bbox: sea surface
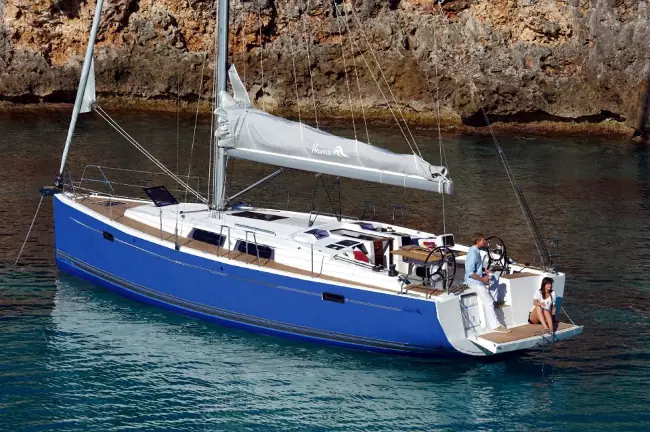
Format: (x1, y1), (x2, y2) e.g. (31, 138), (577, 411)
(1, 108), (649, 431)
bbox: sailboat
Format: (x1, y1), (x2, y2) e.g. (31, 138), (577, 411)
(43, 0), (582, 356)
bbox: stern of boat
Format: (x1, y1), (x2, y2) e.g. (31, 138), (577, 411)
(434, 269), (583, 356)
(468, 322), (583, 355)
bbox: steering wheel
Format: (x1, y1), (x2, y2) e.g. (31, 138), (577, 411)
(484, 235), (508, 275)
(423, 246), (457, 290)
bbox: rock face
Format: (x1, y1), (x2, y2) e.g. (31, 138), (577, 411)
(1, 0), (649, 131)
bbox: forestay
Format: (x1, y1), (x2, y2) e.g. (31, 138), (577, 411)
(217, 66), (453, 194)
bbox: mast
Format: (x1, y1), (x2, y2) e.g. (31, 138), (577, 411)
(213, 0), (230, 212)
(56, 0), (105, 186)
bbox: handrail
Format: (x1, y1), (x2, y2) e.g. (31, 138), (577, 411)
(244, 230), (261, 265)
(309, 210), (359, 222)
(360, 200), (377, 220)
(218, 225), (231, 258)
(359, 201), (408, 227)
(459, 302), (480, 339)
(392, 204), (406, 227)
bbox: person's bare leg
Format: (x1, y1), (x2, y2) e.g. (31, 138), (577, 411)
(529, 307), (541, 324)
(543, 309), (554, 333)
(536, 306), (550, 330)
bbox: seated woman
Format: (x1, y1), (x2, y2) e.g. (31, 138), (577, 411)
(528, 277), (556, 333)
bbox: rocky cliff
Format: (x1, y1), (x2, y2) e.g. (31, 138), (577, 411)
(1, 0), (649, 134)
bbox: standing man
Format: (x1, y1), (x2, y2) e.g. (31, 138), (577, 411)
(465, 233), (510, 333)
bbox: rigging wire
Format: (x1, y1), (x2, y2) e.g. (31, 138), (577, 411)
(180, 53), (209, 239)
(334, 3), (357, 141)
(299, 0), (319, 128)
(208, 0), (221, 208)
(343, 7), (371, 144)
(207, 65), (215, 206)
(14, 196), (44, 267)
(471, 88), (549, 267)
(257, 0), (266, 111)
(176, 77), (181, 176)
(432, 2), (451, 170)
(434, 41), (446, 233)
(284, 2), (305, 145)
(74, 165), (206, 180)
(286, 20), (302, 122)
(423, 8), (450, 233)
(348, 5), (422, 157)
(241, 7), (247, 89)
(444, 0), (548, 264)
(94, 105), (207, 203)
(185, 53), (207, 204)
(336, 9), (415, 155)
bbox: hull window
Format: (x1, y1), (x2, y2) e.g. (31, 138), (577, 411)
(103, 231), (114, 242)
(322, 292), (345, 303)
(190, 228), (226, 247)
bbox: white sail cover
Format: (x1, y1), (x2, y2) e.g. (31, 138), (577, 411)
(217, 67), (453, 194)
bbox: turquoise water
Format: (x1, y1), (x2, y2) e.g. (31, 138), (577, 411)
(1, 109), (649, 430)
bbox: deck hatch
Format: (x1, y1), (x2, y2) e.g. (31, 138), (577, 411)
(322, 292), (345, 304)
(143, 185), (178, 207)
(232, 211), (288, 221)
(331, 229), (382, 241)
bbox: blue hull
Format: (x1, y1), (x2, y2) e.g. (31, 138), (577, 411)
(53, 196), (457, 356)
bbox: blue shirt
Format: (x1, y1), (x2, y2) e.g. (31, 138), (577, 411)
(464, 245), (483, 285)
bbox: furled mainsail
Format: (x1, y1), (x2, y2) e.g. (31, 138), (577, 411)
(80, 58), (96, 114)
(217, 66), (453, 194)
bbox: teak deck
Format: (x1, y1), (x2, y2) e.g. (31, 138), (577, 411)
(75, 196), (384, 292)
(480, 322), (575, 343)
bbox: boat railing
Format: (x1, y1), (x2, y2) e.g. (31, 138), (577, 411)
(308, 209), (360, 226)
(67, 165), (297, 212)
(392, 204), (406, 227)
(63, 165), (209, 201)
(360, 200), (407, 226)
(80, 165), (115, 197)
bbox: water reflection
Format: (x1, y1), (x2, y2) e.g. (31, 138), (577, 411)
(39, 276), (569, 429)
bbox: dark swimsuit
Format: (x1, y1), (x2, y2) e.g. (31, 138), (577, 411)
(528, 308), (555, 324)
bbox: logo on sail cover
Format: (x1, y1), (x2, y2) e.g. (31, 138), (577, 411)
(312, 144), (349, 158)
